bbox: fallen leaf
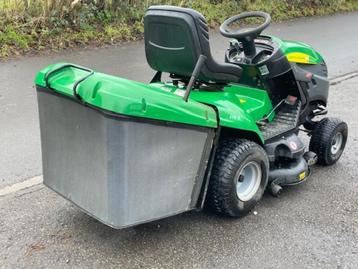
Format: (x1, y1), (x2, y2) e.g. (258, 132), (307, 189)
(25, 242), (45, 257)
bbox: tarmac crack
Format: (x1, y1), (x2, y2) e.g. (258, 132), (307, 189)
(329, 70), (358, 85)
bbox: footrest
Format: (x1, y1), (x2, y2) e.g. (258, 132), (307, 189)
(260, 101), (301, 140)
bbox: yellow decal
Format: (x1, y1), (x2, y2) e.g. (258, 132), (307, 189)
(286, 52), (311, 64)
(298, 171), (306, 181)
(239, 98), (247, 104)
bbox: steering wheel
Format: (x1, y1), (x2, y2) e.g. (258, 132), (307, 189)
(220, 11), (271, 57)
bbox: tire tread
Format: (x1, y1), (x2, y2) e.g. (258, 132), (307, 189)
(207, 138), (268, 217)
(309, 117), (347, 165)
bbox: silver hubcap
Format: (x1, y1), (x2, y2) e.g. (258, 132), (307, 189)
(331, 132), (343, 155)
(235, 161), (262, 202)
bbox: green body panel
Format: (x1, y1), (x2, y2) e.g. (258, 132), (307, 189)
(152, 83), (273, 143)
(35, 64), (274, 142)
(35, 63), (217, 128)
(272, 36), (324, 64)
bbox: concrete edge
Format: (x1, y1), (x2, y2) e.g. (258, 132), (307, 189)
(0, 176), (43, 197)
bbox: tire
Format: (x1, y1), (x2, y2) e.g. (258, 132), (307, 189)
(303, 120), (317, 131)
(309, 117), (348, 166)
(206, 138), (269, 217)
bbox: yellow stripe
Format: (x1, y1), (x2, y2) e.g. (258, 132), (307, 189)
(286, 52), (311, 64)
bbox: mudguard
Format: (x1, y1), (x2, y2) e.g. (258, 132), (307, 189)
(190, 84), (273, 143)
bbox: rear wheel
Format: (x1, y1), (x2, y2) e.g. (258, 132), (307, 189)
(309, 117), (348, 165)
(206, 138), (269, 217)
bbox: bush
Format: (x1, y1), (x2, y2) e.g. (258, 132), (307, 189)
(1, 0), (358, 58)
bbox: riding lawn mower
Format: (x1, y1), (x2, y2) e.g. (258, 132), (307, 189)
(35, 6), (348, 228)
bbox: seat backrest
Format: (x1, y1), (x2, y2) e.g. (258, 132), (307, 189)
(144, 5), (242, 83)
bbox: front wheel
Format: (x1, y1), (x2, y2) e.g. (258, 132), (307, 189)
(206, 138), (269, 217)
(309, 117), (348, 165)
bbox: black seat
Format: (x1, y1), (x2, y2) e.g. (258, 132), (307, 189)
(144, 5), (242, 83)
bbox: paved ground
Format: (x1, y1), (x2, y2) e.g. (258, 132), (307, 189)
(0, 12), (358, 269)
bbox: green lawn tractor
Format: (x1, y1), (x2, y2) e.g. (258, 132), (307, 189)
(35, 6), (348, 229)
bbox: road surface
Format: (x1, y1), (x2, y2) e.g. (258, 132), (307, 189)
(0, 12), (357, 269)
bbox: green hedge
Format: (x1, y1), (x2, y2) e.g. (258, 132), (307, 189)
(1, 0), (358, 58)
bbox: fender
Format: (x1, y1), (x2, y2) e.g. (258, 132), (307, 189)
(190, 84), (274, 143)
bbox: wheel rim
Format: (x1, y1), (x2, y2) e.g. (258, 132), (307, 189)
(235, 161), (262, 202)
(331, 132), (343, 155)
